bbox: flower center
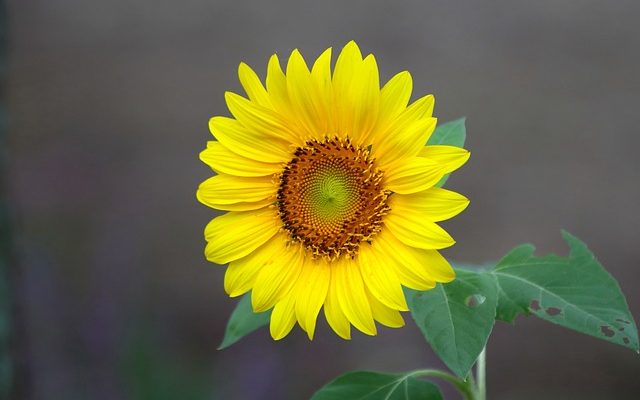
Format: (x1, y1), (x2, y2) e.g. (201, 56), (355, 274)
(277, 137), (390, 260)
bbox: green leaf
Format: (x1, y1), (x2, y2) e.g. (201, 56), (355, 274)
(427, 117), (466, 187)
(427, 117), (466, 147)
(490, 244), (536, 323)
(311, 371), (443, 400)
(407, 269), (497, 378)
(490, 231), (639, 351)
(218, 293), (270, 350)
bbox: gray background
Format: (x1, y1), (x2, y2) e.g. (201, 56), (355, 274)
(6, 0), (640, 399)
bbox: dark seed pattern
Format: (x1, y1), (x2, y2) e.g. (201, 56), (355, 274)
(277, 137), (390, 260)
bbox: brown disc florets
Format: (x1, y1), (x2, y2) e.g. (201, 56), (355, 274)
(277, 137), (391, 260)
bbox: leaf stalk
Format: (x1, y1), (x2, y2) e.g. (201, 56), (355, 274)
(410, 369), (475, 400)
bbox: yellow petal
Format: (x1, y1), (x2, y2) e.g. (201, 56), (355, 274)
(390, 188), (470, 222)
(348, 54), (380, 145)
(251, 244), (303, 312)
(384, 157), (446, 195)
(224, 261), (259, 297)
(310, 47), (334, 134)
(384, 204), (455, 250)
(375, 228), (454, 285)
(378, 117), (437, 167)
(332, 41), (380, 145)
(238, 62), (271, 108)
(209, 117), (291, 163)
(224, 237), (285, 297)
(332, 41), (363, 102)
(270, 293), (297, 340)
(266, 54), (298, 126)
(294, 257), (331, 340)
(372, 94), (435, 164)
(199, 198), (273, 212)
(334, 258), (377, 336)
(358, 243), (408, 311)
(376, 71), (413, 131)
(204, 208), (279, 264)
(419, 145), (470, 173)
(197, 175), (275, 208)
(366, 287), (405, 328)
(323, 273), (351, 339)
(200, 141), (283, 177)
(286, 49), (325, 138)
(225, 92), (298, 142)
(367, 234), (433, 290)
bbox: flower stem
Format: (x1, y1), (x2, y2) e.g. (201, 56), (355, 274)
(476, 347), (487, 400)
(411, 369), (475, 400)
(413, 346), (487, 399)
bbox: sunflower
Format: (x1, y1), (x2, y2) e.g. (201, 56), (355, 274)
(197, 41), (469, 340)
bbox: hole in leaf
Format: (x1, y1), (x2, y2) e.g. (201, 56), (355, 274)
(529, 300), (541, 311)
(464, 294), (486, 308)
(545, 307), (561, 316)
(623, 337), (630, 345)
(616, 319), (631, 324)
(600, 325), (615, 337)
(618, 326), (625, 331)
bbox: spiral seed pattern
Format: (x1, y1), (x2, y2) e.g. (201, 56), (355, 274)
(277, 137), (390, 260)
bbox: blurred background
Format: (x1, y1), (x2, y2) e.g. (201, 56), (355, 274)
(3, 0), (640, 399)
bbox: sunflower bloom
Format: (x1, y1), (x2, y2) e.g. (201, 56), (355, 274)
(198, 41), (470, 340)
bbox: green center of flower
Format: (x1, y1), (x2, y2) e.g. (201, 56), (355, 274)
(306, 167), (357, 223)
(277, 137), (390, 260)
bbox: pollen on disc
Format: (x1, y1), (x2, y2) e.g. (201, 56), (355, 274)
(277, 137), (390, 260)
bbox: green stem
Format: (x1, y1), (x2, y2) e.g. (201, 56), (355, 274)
(411, 369), (475, 400)
(466, 367), (476, 388)
(476, 347), (487, 400)
(413, 346), (487, 399)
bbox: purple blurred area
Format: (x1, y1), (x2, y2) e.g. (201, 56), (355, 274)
(5, 0), (640, 399)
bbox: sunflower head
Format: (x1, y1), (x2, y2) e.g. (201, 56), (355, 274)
(198, 41), (470, 340)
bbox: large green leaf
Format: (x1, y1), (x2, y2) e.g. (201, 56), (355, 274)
(218, 294), (270, 350)
(407, 269), (497, 378)
(490, 244), (536, 323)
(427, 117), (466, 187)
(311, 371), (443, 400)
(490, 231), (639, 351)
